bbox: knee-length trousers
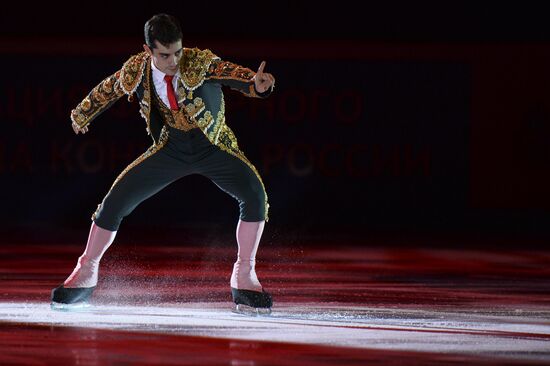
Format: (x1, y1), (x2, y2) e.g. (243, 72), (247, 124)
(92, 126), (267, 231)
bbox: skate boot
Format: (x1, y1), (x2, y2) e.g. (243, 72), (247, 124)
(50, 222), (116, 311)
(50, 285), (95, 311)
(231, 287), (273, 316)
(51, 256), (99, 311)
(231, 220), (272, 315)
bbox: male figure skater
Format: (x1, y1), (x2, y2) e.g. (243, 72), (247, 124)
(51, 13), (275, 313)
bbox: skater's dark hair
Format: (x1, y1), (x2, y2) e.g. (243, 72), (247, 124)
(144, 14), (183, 49)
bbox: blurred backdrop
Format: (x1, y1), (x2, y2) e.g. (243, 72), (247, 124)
(1, 1), (549, 247)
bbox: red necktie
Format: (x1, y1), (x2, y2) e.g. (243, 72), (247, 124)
(164, 75), (179, 110)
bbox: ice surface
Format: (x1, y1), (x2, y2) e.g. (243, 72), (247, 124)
(1, 302), (549, 361)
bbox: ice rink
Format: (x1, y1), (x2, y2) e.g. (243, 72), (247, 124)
(1, 239), (549, 365)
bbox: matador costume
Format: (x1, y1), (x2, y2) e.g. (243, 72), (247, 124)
(70, 48), (272, 231)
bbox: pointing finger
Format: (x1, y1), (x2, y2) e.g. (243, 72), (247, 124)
(257, 61), (266, 75)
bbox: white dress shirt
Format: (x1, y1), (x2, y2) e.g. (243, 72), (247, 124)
(151, 60), (182, 108)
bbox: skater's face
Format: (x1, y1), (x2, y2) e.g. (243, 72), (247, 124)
(143, 39), (183, 76)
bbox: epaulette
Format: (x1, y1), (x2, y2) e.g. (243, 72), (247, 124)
(119, 51), (149, 95)
(180, 47), (220, 92)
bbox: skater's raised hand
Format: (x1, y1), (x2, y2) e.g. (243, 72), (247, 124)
(253, 61), (275, 93)
(72, 121), (89, 135)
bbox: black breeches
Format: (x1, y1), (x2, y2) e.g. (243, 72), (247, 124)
(93, 126), (267, 231)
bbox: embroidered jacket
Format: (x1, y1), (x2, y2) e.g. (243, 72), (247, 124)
(71, 48), (271, 143)
(72, 48), (272, 219)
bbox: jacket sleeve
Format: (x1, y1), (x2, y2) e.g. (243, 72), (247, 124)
(206, 58), (273, 98)
(70, 70), (125, 129)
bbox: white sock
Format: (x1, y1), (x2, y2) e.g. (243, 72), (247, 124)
(64, 222), (117, 288)
(230, 220), (265, 292)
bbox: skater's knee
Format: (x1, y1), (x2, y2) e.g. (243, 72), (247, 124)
(239, 188), (267, 222)
(92, 210), (122, 231)
(91, 201), (127, 231)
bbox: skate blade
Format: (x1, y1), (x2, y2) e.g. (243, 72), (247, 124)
(50, 301), (91, 312)
(232, 304), (272, 316)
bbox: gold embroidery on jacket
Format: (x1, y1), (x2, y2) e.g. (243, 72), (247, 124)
(119, 52), (148, 95)
(185, 97), (205, 118)
(71, 52), (149, 129)
(214, 124), (269, 221)
(209, 97), (225, 140)
(198, 111), (213, 132)
(179, 48), (219, 97)
(206, 59), (267, 98)
(176, 80), (187, 103)
(71, 71), (125, 128)
(152, 84), (197, 132)
(139, 60), (153, 134)
(208, 60), (255, 81)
